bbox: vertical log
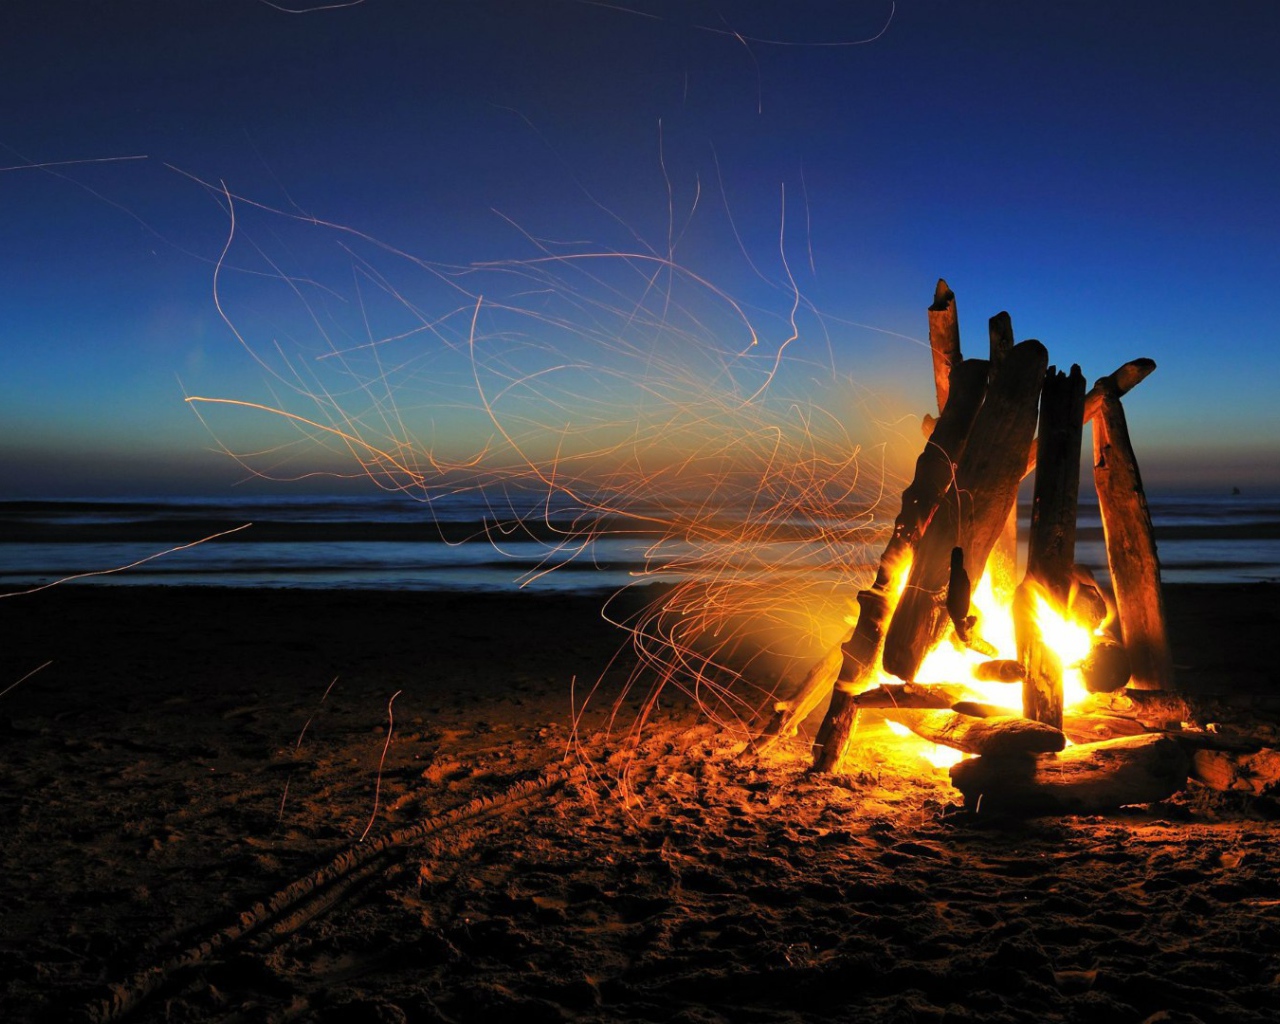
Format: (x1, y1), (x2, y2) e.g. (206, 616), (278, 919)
(1019, 365), (1086, 728)
(988, 311), (1015, 373)
(1023, 358), (1156, 479)
(989, 311), (1019, 580)
(807, 358), (989, 772)
(1093, 381), (1173, 690)
(882, 339), (1048, 683)
(1026, 365), (1087, 603)
(929, 279), (961, 414)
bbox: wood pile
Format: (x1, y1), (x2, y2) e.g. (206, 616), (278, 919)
(752, 280), (1280, 814)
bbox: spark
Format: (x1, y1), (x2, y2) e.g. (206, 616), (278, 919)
(0, 661), (52, 702)
(0, 524), (253, 598)
(360, 689), (403, 843)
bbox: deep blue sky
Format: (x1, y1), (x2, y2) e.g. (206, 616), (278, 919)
(3, 1), (1278, 497)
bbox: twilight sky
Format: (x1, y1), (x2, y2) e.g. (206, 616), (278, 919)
(3, 1), (1278, 497)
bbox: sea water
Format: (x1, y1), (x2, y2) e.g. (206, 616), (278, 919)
(1, 489), (1277, 593)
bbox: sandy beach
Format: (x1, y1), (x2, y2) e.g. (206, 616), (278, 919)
(2, 582), (1279, 1023)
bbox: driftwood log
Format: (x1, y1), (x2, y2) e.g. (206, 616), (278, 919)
(974, 659), (1024, 682)
(1023, 357), (1156, 479)
(1018, 364), (1086, 729)
(886, 709), (1065, 757)
(949, 733), (1189, 815)
(929, 279), (962, 414)
(805, 359), (990, 771)
(883, 339), (1048, 683)
(1093, 378), (1173, 690)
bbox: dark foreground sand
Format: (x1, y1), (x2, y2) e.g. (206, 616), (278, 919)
(2, 583), (1279, 1023)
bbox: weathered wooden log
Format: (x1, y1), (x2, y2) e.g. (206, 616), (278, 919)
(1093, 380), (1173, 690)
(886, 709), (1065, 757)
(1025, 365), (1086, 603)
(807, 358), (990, 772)
(883, 339), (1048, 683)
(1189, 747), (1280, 795)
(988, 311), (1014, 371)
(1024, 357), (1156, 478)
(851, 682), (968, 709)
(948, 734), (1190, 815)
(1020, 364), (1086, 728)
(1061, 711), (1149, 744)
(929, 279), (962, 414)
(974, 659), (1024, 682)
(1084, 358), (1156, 423)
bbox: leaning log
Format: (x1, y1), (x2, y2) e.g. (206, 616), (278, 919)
(929, 279), (962, 414)
(883, 339), (1048, 683)
(948, 734), (1190, 815)
(806, 359), (989, 772)
(886, 709), (1065, 757)
(1093, 379), (1173, 690)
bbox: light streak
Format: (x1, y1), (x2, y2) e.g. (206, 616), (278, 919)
(0, 524), (253, 598)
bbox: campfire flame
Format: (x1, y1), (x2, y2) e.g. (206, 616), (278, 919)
(878, 549), (1102, 761)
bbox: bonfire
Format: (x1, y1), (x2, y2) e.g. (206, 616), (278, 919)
(752, 280), (1280, 814)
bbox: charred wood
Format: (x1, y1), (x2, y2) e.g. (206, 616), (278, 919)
(883, 339), (1048, 683)
(807, 357), (989, 773)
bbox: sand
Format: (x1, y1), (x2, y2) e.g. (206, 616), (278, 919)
(2, 583), (1279, 1023)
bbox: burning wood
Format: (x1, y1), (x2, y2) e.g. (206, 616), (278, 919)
(803, 356), (990, 770)
(1018, 363), (1087, 729)
(973, 659), (1024, 682)
(847, 682), (968, 709)
(881, 338), (1047, 684)
(751, 279), (1201, 816)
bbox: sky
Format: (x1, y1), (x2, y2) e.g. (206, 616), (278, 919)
(2, 0), (1279, 498)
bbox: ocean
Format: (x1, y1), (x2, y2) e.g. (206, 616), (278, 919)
(2, 490), (1278, 593)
